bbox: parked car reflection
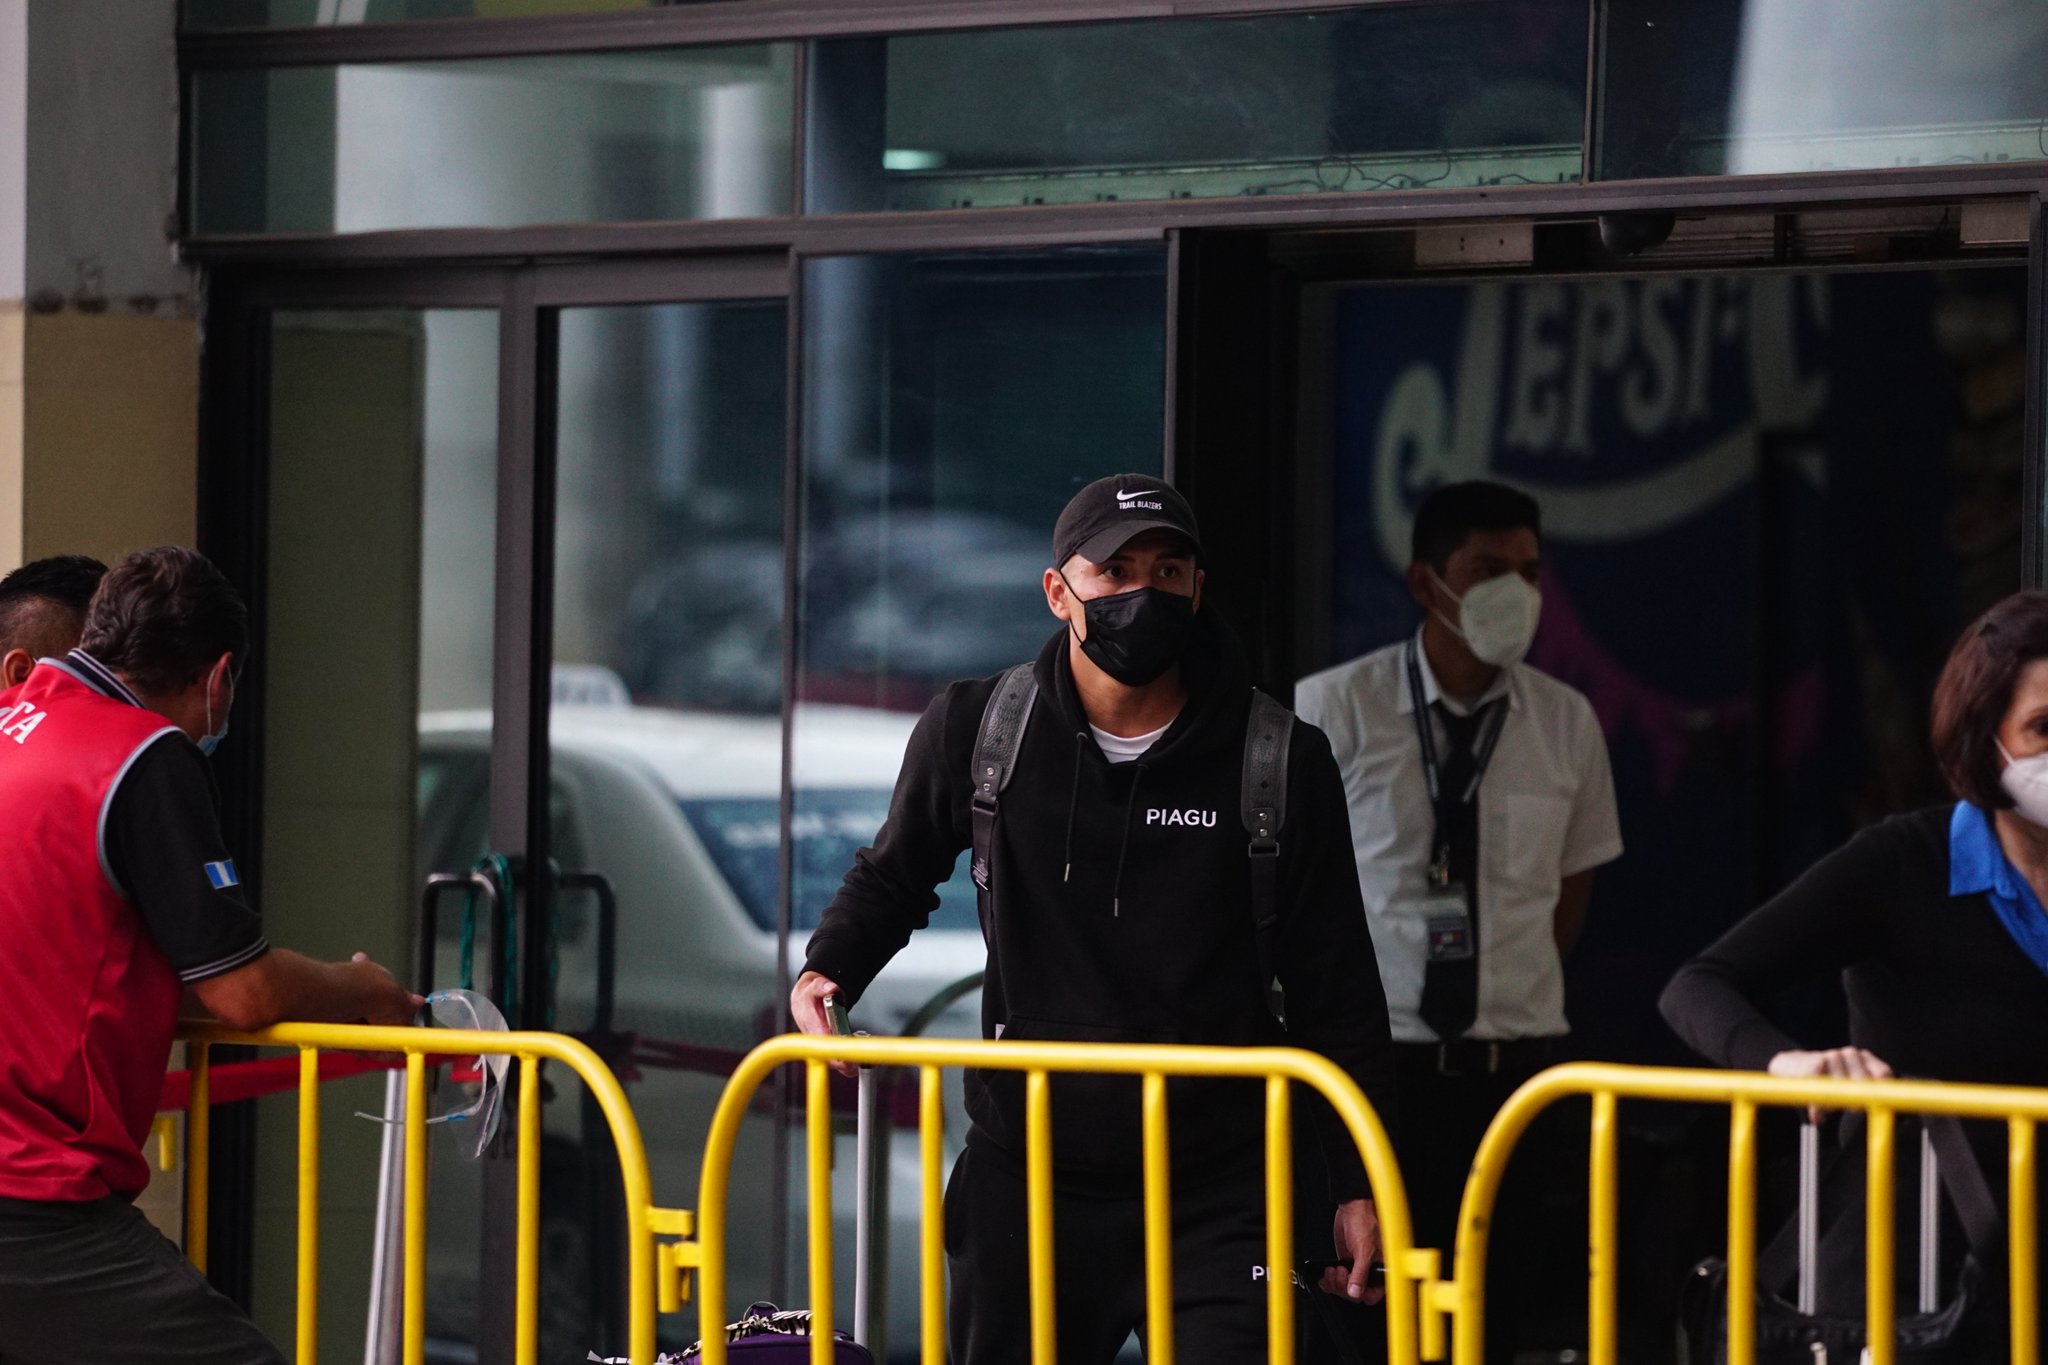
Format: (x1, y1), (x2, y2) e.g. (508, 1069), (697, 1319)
(616, 510), (1054, 716)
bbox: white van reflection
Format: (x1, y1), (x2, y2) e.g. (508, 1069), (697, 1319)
(413, 701), (983, 1364)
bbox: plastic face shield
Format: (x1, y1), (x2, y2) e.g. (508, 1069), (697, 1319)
(356, 988), (509, 1159)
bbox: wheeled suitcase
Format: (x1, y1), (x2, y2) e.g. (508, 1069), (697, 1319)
(1680, 1114), (1999, 1365)
(638, 997), (882, 1364)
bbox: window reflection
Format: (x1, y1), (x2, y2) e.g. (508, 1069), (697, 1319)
(547, 299), (788, 1352)
(187, 46), (794, 234)
(807, 3), (1587, 213)
(555, 302), (786, 713)
(1600, 0), (2048, 179)
(797, 249), (1169, 708)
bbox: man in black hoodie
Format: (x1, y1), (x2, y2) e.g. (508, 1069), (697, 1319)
(793, 475), (1397, 1364)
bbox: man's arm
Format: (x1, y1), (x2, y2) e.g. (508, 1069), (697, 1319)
(1555, 869), (1595, 957)
(797, 681), (982, 1012)
(107, 736), (418, 1031)
(1272, 721), (1398, 1299)
(193, 949), (418, 1031)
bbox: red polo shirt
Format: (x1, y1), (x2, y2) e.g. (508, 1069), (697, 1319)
(0, 653), (267, 1201)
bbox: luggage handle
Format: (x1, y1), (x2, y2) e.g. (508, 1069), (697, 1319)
(823, 995), (889, 1358)
(1795, 1116), (1943, 1316)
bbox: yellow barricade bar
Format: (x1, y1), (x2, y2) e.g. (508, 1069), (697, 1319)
(1454, 1063), (2048, 1365)
(691, 1033), (1423, 1365)
(176, 1021), (688, 1365)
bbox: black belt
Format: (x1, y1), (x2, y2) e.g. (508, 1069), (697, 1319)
(1395, 1037), (1552, 1078)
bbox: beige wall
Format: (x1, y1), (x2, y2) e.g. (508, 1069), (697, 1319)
(0, 308), (198, 572)
(0, 305), (21, 571)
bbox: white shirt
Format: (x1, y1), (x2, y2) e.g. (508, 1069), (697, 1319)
(1090, 721), (1169, 764)
(1295, 633), (1623, 1043)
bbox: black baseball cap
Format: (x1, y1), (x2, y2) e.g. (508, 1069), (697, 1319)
(1052, 474), (1203, 568)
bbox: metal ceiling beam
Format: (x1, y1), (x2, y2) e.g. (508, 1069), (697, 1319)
(177, 0), (1466, 67)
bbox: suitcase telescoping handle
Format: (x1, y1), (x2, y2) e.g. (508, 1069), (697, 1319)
(822, 995), (889, 1358)
(1796, 1115), (1940, 1316)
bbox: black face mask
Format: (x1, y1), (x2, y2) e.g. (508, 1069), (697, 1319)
(1064, 579), (1198, 687)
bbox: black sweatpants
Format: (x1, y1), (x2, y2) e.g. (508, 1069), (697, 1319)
(0, 1195), (284, 1365)
(946, 1144), (1274, 1365)
(1303, 1044), (1562, 1365)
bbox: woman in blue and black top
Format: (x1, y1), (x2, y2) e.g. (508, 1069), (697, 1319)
(1661, 589), (2048, 1338)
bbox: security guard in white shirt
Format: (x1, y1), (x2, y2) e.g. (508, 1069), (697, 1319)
(1295, 481), (1621, 1361)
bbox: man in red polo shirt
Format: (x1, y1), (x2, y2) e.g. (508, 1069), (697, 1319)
(0, 545), (418, 1365)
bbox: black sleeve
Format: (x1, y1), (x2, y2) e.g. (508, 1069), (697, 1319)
(1276, 719), (1399, 1205)
(103, 735), (270, 983)
(1657, 822), (1898, 1072)
(802, 681), (983, 1003)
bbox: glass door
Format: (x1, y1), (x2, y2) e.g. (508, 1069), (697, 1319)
(205, 257), (792, 1363)
(211, 280), (513, 1360)
(537, 278), (791, 1357)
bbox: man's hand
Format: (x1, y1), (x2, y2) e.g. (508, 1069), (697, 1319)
(791, 969), (855, 1077)
(194, 947), (422, 1032)
(1323, 1198), (1383, 1304)
(347, 952), (424, 1028)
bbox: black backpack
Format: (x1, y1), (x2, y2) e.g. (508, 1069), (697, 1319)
(966, 662), (1296, 1017)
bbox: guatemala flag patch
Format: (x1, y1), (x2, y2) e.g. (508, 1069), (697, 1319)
(203, 859), (240, 890)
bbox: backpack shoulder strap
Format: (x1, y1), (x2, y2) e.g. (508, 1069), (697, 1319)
(1241, 688), (1293, 1019)
(970, 664), (1039, 894)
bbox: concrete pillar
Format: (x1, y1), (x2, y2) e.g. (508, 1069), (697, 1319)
(0, 0), (196, 576)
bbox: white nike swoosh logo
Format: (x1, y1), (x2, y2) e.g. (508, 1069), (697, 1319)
(1115, 488), (1160, 501)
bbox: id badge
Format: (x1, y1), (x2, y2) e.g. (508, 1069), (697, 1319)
(1420, 887), (1474, 962)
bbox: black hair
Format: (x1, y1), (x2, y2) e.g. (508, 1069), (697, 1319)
(0, 554), (109, 657)
(1409, 481), (1542, 571)
(78, 547), (248, 694)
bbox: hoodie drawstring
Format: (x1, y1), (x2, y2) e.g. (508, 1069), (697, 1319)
(1110, 764), (1145, 917)
(1062, 731), (1085, 883)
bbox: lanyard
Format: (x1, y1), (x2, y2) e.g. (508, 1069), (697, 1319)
(1404, 638), (1508, 812)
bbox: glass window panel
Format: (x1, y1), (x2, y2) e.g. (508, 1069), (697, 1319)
(187, 46), (794, 234)
(1599, 0), (2048, 179)
(806, 4), (1587, 213)
(791, 245), (1166, 1328)
(548, 298), (786, 1353)
(185, 0), (708, 27)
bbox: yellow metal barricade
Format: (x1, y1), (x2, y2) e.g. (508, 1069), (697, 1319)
(176, 1021), (695, 1365)
(1451, 1063), (2048, 1365)
(683, 1034), (1429, 1365)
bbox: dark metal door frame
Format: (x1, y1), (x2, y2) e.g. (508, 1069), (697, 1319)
(195, 251), (793, 1355)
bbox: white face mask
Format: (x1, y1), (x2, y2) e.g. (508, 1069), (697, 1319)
(1999, 741), (2048, 829)
(1431, 569), (1542, 668)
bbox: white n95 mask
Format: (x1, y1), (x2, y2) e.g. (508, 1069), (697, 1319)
(1999, 741), (2048, 829)
(1432, 570), (1541, 669)
(355, 988), (509, 1160)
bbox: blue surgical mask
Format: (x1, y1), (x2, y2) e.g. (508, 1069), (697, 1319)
(199, 661), (232, 757)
